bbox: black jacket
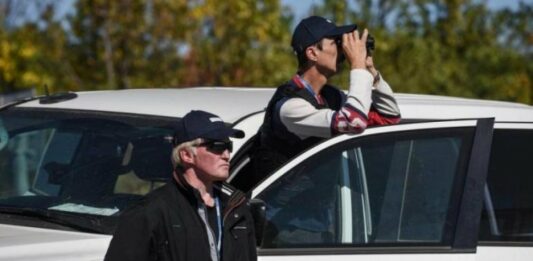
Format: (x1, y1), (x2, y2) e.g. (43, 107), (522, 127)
(104, 179), (257, 261)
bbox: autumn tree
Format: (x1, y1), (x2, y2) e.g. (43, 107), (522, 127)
(1, 0), (531, 104)
(181, 0), (294, 86)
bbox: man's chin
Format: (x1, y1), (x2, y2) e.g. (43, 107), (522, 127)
(215, 171), (229, 181)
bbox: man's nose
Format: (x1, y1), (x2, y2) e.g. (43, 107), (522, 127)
(221, 149), (230, 160)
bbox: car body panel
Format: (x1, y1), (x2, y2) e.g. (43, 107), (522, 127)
(0, 224), (110, 261)
(476, 246), (533, 261)
(258, 254), (475, 261)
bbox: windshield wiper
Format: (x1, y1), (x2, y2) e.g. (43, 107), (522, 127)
(0, 206), (112, 234)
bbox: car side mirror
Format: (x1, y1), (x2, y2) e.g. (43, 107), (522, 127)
(249, 198), (266, 246)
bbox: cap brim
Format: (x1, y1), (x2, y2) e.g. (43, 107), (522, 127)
(229, 128), (245, 139)
(325, 24), (357, 38)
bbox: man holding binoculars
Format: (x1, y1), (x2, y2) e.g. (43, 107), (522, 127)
(253, 15), (402, 181)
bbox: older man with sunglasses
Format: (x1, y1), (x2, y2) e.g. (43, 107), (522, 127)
(105, 110), (257, 261)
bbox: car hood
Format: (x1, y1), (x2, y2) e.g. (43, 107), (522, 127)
(0, 224), (110, 261)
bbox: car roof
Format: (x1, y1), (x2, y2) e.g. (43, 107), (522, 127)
(396, 93), (533, 122)
(15, 87), (533, 122)
(17, 88), (275, 123)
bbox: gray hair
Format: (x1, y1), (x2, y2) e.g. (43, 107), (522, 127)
(171, 138), (204, 170)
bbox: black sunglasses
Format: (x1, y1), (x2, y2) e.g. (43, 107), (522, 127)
(198, 140), (233, 154)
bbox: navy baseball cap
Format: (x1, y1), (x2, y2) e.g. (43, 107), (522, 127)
(291, 16), (357, 54)
(173, 110), (244, 145)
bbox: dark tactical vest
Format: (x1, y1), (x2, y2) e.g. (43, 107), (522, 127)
(259, 81), (345, 160)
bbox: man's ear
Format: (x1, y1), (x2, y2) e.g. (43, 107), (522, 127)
(305, 45), (318, 62)
(179, 148), (195, 166)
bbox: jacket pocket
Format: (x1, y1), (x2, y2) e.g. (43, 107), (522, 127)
(229, 224), (249, 240)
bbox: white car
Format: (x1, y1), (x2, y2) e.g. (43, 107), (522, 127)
(0, 88), (532, 261)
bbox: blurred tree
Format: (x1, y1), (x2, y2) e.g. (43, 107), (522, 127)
(60, 0), (292, 89)
(0, 1), (66, 93)
(70, 0), (154, 89)
(311, 0), (348, 23)
(0, 0), (531, 104)
(183, 0), (294, 86)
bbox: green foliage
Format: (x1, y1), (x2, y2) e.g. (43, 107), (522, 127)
(1, 5), (70, 93)
(182, 0), (294, 86)
(1, 0), (293, 92)
(0, 0), (531, 104)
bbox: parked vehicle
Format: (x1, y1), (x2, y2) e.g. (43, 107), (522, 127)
(0, 88), (532, 260)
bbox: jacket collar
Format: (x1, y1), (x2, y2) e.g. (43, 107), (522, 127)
(173, 172), (232, 206)
(172, 171), (246, 218)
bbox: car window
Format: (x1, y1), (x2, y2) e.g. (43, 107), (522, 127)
(0, 128), (53, 196)
(32, 129), (80, 196)
(256, 128), (474, 248)
(480, 128), (533, 242)
(0, 109), (175, 233)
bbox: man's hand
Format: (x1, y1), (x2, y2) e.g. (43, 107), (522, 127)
(342, 29), (368, 70)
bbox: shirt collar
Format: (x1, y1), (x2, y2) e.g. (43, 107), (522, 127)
(292, 74), (317, 96)
(292, 74), (325, 105)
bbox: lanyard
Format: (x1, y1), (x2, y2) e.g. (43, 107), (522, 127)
(215, 197), (223, 256)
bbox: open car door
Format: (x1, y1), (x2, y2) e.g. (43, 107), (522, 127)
(251, 119), (494, 261)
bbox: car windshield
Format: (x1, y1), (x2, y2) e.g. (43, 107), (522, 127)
(0, 108), (176, 233)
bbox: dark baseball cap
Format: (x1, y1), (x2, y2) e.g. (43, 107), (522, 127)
(291, 16), (357, 54)
(173, 110), (244, 145)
